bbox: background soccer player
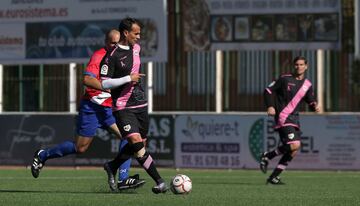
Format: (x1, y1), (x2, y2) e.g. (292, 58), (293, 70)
(261, 56), (320, 184)
(100, 17), (169, 194)
(31, 30), (144, 191)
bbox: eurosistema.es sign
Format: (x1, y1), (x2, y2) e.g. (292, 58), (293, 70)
(0, 0), (167, 64)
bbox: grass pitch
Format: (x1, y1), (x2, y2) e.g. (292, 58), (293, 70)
(0, 167), (359, 206)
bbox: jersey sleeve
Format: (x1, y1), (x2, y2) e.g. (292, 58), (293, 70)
(304, 85), (318, 111)
(263, 76), (282, 108)
(100, 53), (116, 80)
(85, 51), (102, 78)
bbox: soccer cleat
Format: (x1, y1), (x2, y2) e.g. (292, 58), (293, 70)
(152, 182), (169, 194)
(260, 152), (269, 174)
(103, 162), (117, 192)
(266, 176), (285, 185)
(117, 174), (146, 191)
(31, 149), (45, 178)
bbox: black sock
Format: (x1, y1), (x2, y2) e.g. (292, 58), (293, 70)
(270, 153), (293, 178)
(266, 144), (292, 160)
(266, 150), (279, 160)
(137, 152), (162, 184)
(108, 144), (132, 173)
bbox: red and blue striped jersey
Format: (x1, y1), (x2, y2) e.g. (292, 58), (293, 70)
(83, 48), (112, 107)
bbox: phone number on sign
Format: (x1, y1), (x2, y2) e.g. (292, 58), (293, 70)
(180, 155), (241, 168)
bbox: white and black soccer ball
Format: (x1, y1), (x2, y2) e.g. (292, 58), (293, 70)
(170, 174), (192, 194)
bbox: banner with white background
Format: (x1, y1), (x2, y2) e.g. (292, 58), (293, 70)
(0, 0), (167, 64)
(175, 114), (360, 170)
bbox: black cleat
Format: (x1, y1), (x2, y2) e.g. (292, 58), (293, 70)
(118, 174), (146, 191)
(103, 162), (117, 192)
(31, 149), (45, 178)
(260, 152), (269, 174)
(266, 176), (285, 185)
(152, 182), (169, 194)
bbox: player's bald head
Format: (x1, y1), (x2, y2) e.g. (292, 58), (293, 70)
(105, 29), (120, 49)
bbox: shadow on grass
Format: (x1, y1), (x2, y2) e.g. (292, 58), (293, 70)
(0, 189), (140, 195)
(199, 181), (264, 186)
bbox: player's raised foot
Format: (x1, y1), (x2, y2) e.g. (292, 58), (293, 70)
(118, 174), (146, 191)
(152, 181), (169, 194)
(266, 176), (285, 185)
(259, 152), (269, 174)
(31, 149), (45, 178)
(103, 162), (117, 192)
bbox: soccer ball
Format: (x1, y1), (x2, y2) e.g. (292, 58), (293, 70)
(170, 174), (192, 194)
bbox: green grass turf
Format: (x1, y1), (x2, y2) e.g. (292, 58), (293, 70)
(0, 167), (359, 206)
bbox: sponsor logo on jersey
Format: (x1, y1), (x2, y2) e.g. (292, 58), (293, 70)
(123, 124), (131, 132)
(100, 65), (108, 75)
(120, 55), (128, 60)
(134, 50), (139, 56)
(288, 133), (295, 139)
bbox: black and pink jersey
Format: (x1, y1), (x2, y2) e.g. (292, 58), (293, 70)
(83, 48), (112, 107)
(264, 74), (317, 129)
(100, 43), (147, 111)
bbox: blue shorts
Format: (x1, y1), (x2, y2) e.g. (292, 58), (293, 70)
(76, 100), (116, 137)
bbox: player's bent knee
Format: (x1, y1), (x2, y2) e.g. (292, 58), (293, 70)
(127, 133), (143, 144)
(76, 144), (90, 154)
(131, 142), (146, 158)
(289, 141), (301, 151)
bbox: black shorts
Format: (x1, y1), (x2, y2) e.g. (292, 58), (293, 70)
(113, 108), (149, 139)
(278, 126), (302, 144)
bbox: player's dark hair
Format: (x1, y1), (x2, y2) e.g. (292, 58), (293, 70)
(118, 17), (140, 34)
(293, 56), (307, 64)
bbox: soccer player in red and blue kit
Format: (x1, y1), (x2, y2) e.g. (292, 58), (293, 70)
(100, 17), (169, 194)
(261, 56), (320, 184)
(31, 29), (145, 190)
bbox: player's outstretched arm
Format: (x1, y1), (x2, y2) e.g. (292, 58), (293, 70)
(102, 75), (131, 89)
(130, 73), (145, 83)
(102, 73), (145, 89)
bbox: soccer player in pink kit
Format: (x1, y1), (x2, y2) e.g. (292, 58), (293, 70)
(31, 30), (144, 190)
(261, 56), (320, 184)
(100, 18), (168, 194)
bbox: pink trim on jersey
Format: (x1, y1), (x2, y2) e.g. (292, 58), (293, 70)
(110, 46), (118, 56)
(132, 44), (141, 73)
(114, 85), (134, 110)
(278, 79), (312, 127)
(287, 140), (301, 145)
(277, 164), (287, 170)
(265, 88), (272, 94)
(143, 155), (153, 169)
(126, 103), (148, 109)
(274, 123), (299, 129)
(113, 44), (144, 111)
(124, 132), (141, 139)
